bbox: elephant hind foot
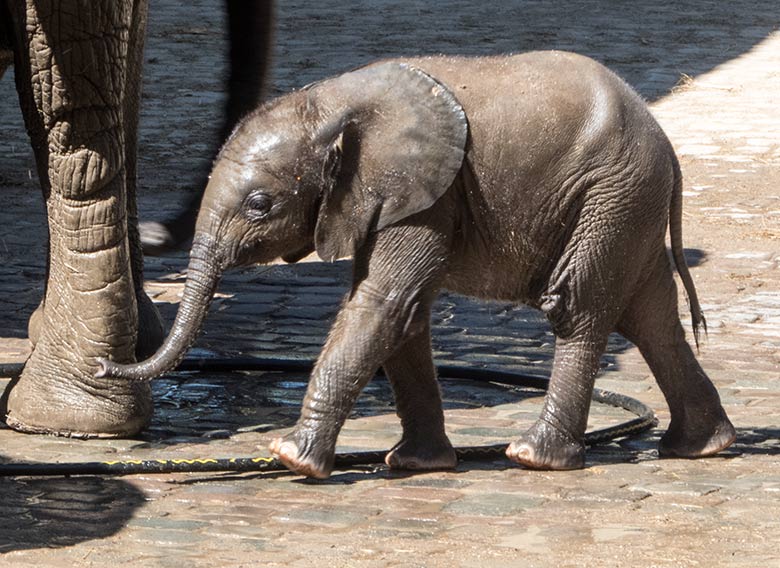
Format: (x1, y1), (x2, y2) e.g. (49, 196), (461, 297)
(385, 435), (457, 471)
(139, 199), (198, 257)
(269, 434), (334, 479)
(139, 221), (188, 257)
(659, 412), (736, 459)
(506, 420), (586, 470)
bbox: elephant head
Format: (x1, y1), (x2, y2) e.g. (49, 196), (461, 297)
(97, 61), (468, 381)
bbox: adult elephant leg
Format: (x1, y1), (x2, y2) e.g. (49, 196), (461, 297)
(383, 323), (457, 471)
(221, 0), (273, 134)
(0, 51), (10, 79)
(617, 248), (735, 457)
(123, 0), (165, 360)
(3, 0), (46, 349)
(1, 1), (49, 354)
(3, 0), (152, 437)
(140, 0), (273, 255)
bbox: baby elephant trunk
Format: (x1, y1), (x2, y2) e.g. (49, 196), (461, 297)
(96, 235), (222, 381)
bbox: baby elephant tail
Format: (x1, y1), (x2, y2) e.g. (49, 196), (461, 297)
(669, 159), (707, 348)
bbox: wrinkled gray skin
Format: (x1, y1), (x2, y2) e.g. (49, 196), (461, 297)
(0, 0), (270, 437)
(100, 52), (736, 477)
(1, 0), (160, 436)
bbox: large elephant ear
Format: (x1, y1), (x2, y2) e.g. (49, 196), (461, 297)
(312, 62), (468, 262)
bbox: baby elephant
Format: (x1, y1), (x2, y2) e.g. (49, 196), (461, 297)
(99, 51), (736, 478)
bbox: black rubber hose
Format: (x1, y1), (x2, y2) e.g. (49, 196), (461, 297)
(0, 356), (657, 477)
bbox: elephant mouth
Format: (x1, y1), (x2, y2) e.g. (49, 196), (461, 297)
(282, 243), (315, 264)
(233, 241), (267, 267)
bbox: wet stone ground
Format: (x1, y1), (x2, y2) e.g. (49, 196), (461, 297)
(0, 1), (779, 566)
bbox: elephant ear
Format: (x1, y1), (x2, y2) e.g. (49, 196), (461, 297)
(312, 62), (468, 262)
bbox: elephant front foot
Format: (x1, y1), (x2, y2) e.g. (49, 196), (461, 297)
(659, 410), (736, 459)
(385, 433), (457, 471)
(506, 419), (585, 470)
(3, 361), (153, 438)
(27, 302), (44, 348)
(269, 431), (335, 479)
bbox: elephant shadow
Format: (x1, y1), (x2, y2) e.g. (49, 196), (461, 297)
(729, 428), (780, 456)
(142, 368), (548, 443)
(0, 471), (145, 553)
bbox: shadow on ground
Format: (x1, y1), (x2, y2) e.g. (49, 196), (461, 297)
(683, 248), (707, 267)
(271, 0), (779, 104)
(142, 371), (544, 441)
(731, 428), (780, 456)
(135, 259), (630, 443)
(0, 473), (145, 553)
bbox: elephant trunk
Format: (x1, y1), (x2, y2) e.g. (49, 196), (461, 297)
(96, 235), (223, 381)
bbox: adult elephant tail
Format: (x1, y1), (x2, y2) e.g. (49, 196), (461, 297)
(668, 157), (706, 348)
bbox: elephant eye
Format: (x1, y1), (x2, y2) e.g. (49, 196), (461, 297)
(245, 191), (273, 220)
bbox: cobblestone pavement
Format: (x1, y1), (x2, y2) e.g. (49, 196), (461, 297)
(0, 1), (778, 566)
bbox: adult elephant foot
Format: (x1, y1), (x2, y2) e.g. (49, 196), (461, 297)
(506, 419), (586, 470)
(138, 211), (197, 256)
(26, 302), (43, 348)
(3, 376), (152, 438)
(269, 433), (335, 480)
(2, 189), (159, 437)
(658, 413), (736, 459)
(5, 275), (162, 437)
(385, 434), (457, 471)
(139, 220), (186, 256)
(3, 262), (155, 437)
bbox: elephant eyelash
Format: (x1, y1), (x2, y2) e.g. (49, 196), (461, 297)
(244, 191), (274, 220)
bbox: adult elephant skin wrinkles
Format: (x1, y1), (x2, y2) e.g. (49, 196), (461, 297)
(0, 0), (270, 437)
(1, 0), (160, 437)
(99, 52), (737, 477)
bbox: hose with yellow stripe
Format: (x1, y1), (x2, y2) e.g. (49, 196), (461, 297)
(0, 357), (657, 477)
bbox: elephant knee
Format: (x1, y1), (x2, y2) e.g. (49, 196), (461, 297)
(400, 299), (427, 338)
(46, 122), (130, 253)
(347, 285), (430, 343)
(541, 286), (577, 338)
(48, 122), (124, 200)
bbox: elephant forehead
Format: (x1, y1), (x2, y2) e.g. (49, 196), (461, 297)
(245, 131), (284, 156)
(236, 127), (311, 172)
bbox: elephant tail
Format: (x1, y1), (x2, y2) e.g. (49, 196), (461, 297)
(669, 158), (706, 348)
